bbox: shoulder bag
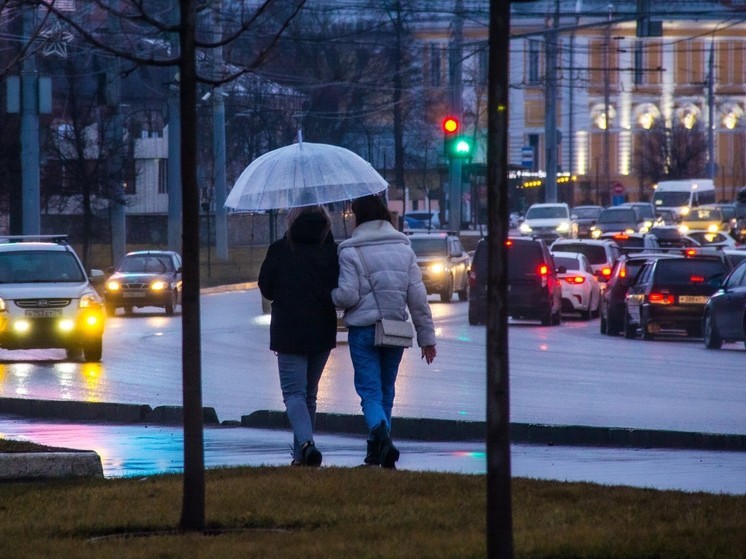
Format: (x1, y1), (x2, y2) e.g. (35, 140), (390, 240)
(355, 247), (414, 348)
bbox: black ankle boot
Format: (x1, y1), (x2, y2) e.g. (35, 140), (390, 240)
(364, 439), (381, 466)
(371, 421), (399, 469)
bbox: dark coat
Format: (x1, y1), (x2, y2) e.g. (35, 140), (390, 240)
(258, 212), (339, 354)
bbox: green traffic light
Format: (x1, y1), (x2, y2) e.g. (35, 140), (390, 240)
(454, 139), (471, 155)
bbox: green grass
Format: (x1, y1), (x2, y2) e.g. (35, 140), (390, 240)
(0, 465), (743, 558)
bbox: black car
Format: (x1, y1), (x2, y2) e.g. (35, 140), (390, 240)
(468, 237), (562, 326)
(104, 250), (183, 316)
(623, 255), (730, 339)
(599, 252), (680, 336)
(408, 232), (470, 302)
(703, 259), (746, 350)
(590, 207), (643, 238)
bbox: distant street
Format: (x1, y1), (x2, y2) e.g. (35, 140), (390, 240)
(0, 287), (744, 436)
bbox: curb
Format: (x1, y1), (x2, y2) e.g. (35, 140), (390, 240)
(0, 451), (103, 480)
(242, 410), (746, 452)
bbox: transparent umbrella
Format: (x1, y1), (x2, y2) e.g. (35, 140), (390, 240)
(225, 138), (388, 211)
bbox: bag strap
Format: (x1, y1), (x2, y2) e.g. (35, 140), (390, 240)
(355, 247), (383, 321)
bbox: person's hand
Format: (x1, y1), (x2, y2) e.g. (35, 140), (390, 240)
(421, 345), (436, 364)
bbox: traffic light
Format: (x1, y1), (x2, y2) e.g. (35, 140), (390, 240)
(442, 116), (472, 159)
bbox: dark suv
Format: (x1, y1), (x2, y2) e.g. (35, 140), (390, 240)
(408, 232), (470, 303)
(623, 256), (730, 339)
(468, 237), (562, 326)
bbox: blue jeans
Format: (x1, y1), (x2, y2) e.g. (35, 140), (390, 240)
(347, 325), (405, 435)
(277, 350), (330, 461)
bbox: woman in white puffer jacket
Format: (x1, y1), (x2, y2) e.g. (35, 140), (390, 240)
(332, 194), (437, 469)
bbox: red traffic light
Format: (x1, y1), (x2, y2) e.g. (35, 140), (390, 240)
(442, 116), (459, 134)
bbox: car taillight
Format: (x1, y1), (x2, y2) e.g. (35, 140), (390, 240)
(648, 292), (674, 305)
(468, 270), (478, 287)
(564, 276), (585, 284)
(600, 267), (612, 280)
(690, 275), (705, 284)
(684, 248), (697, 257)
(537, 264), (548, 276)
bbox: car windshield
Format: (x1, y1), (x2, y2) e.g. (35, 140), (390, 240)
(409, 238), (448, 257)
(654, 259), (726, 285)
(653, 191), (691, 207)
(630, 205), (655, 219)
(0, 250), (85, 283)
(597, 209), (637, 223)
(573, 207), (601, 219)
(118, 255), (174, 274)
(685, 208), (723, 223)
(508, 242), (545, 278)
(553, 243), (609, 264)
(553, 256), (580, 270)
(526, 206), (568, 219)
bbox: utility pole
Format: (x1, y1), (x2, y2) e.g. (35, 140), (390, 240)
(603, 6), (612, 205)
(21, 7), (40, 235)
(707, 39), (716, 180)
(168, 6), (183, 254)
(212, 4), (228, 261)
(107, 5), (126, 266)
(544, 0), (559, 203)
(448, 0), (464, 231)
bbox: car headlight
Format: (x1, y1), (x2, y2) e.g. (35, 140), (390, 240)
(151, 280), (168, 291)
(80, 292), (101, 308)
(429, 263), (445, 274)
(707, 224), (718, 233)
(591, 229), (602, 239)
(519, 222), (532, 234)
(0, 297), (5, 312)
(679, 206), (690, 216)
(678, 224), (689, 234)
(556, 222), (570, 233)
(106, 280), (121, 291)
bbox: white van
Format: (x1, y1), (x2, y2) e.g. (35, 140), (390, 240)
(652, 179), (716, 217)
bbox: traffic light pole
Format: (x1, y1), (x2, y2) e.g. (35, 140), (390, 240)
(448, 157), (463, 231)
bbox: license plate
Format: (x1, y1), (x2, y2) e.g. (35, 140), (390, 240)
(123, 292), (146, 298)
(24, 309), (63, 318)
(678, 295), (708, 304)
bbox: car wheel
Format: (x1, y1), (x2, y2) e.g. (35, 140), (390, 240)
(457, 281), (469, 302)
(599, 313), (608, 334)
(165, 290), (177, 315)
(642, 321), (655, 340)
(105, 303), (116, 317)
(82, 338), (103, 362)
(623, 312), (636, 339)
(541, 304), (552, 326)
(65, 346), (82, 361)
(440, 275), (454, 303)
(703, 311), (723, 349)
(581, 305), (592, 321)
(551, 307), (562, 326)
(123, 306), (133, 316)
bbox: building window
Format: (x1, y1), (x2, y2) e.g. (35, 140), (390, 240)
(528, 40), (541, 84)
(430, 44), (441, 87)
(158, 159), (168, 194)
(634, 42), (644, 85)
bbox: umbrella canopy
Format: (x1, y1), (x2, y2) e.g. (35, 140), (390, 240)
(225, 141), (388, 211)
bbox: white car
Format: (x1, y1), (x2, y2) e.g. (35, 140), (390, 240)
(0, 235), (106, 362)
(518, 202), (577, 241)
(551, 251), (601, 320)
(549, 238), (622, 283)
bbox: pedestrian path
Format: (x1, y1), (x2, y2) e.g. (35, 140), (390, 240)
(1, 417), (744, 495)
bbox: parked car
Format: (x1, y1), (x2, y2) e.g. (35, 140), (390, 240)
(551, 251), (601, 320)
(571, 205), (603, 238)
(549, 238), (622, 282)
(702, 259), (746, 349)
(0, 235), (106, 362)
(403, 210), (441, 230)
(599, 252), (681, 336)
(468, 236), (562, 326)
(104, 250), (183, 316)
(623, 255), (730, 339)
(518, 202), (577, 241)
(408, 231), (470, 302)
(590, 207), (644, 238)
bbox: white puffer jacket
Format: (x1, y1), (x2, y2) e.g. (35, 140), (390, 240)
(332, 220), (436, 348)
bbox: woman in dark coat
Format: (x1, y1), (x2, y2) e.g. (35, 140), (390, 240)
(258, 205), (339, 466)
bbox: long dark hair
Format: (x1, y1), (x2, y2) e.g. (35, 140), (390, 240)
(287, 205), (332, 246)
(351, 195), (393, 227)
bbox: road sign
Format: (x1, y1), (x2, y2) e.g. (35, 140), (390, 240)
(521, 146), (534, 168)
(612, 182), (625, 195)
